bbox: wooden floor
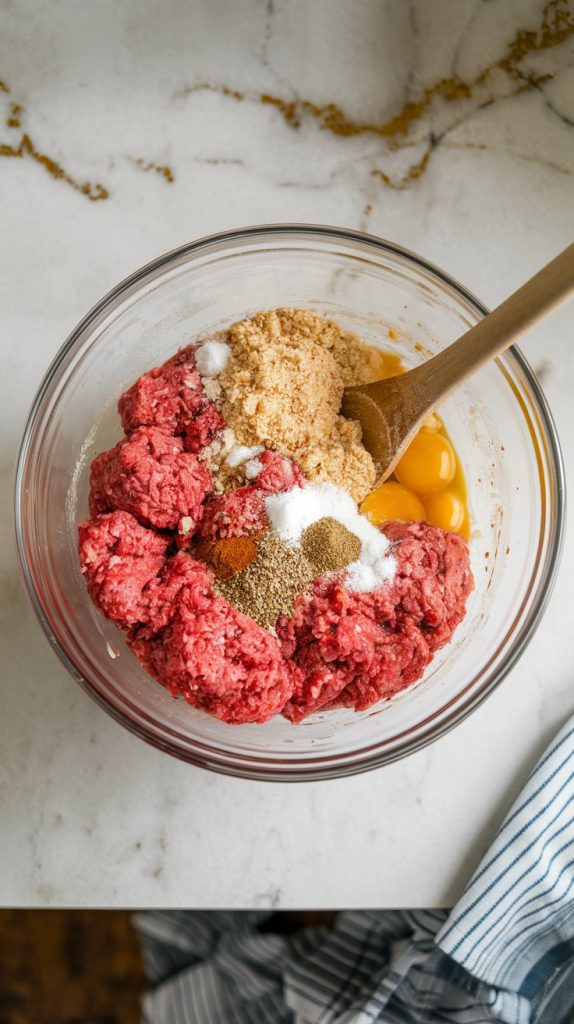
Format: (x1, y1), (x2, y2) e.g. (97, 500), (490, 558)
(0, 911), (147, 1024)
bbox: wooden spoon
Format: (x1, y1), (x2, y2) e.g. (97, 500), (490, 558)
(342, 242), (574, 485)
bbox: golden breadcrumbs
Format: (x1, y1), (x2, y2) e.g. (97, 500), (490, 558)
(219, 309), (389, 502)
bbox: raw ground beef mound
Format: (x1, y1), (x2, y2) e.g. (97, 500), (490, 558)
(199, 485), (268, 539)
(119, 344), (225, 452)
(128, 554), (297, 725)
(255, 451), (306, 494)
(278, 521), (473, 723)
(79, 345), (306, 724)
(120, 346), (200, 430)
(89, 425), (211, 531)
(184, 403), (226, 453)
(78, 511), (169, 629)
(137, 550), (214, 635)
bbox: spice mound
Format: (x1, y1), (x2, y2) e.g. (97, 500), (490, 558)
(301, 517), (362, 575)
(215, 532), (316, 629)
(78, 308), (474, 726)
(193, 534), (260, 581)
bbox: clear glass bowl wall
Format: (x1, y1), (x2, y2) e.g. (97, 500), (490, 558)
(15, 227), (564, 780)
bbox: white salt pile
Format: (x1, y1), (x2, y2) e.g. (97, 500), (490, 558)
(194, 340), (230, 377)
(264, 482), (396, 593)
(244, 458), (263, 480)
(226, 444), (265, 468)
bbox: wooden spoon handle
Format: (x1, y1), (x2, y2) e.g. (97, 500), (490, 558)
(409, 241), (574, 412)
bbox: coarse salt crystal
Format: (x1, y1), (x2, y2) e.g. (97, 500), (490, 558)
(264, 482), (396, 593)
(194, 340), (230, 377)
(244, 457), (263, 480)
(226, 444), (265, 468)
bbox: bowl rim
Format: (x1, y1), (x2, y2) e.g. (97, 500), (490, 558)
(14, 223), (566, 781)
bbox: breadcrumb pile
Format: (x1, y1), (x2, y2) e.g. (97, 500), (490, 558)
(218, 308), (388, 503)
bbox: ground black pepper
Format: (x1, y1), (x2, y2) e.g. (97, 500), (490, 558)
(215, 531), (315, 629)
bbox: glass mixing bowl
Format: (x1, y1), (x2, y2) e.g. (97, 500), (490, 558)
(15, 226), (565, 780)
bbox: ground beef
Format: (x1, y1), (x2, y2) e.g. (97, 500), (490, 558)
(89, 425), (211, 532)
(278, 521), (473, 723)
(380, 520), (472, 645)
(184, 403), (226, 454)
(138, 552), (215, 635)
(255, 451), (305, 494)
(78, 511), (169, 628)
(199, 485), (268, 539)
(119, 346), (203, 434)
(128, 554), (297, 725)
(118, 344), (225, 454)
(80, 507), (472, 725)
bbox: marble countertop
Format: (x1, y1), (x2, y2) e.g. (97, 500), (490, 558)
(2, 0), (574, 908)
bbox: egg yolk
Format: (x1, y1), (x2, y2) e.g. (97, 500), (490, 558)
(395, 431), (456, 495)
(360, 481), (425, 525)
(357, 350), (470, 536)
(423, 490), (465, 533)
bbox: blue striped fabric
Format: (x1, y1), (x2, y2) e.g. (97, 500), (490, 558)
(134, 716), (574, 1024)
(437, 715), (574, 1020)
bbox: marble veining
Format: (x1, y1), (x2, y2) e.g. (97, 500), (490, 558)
(2, 1), (573, 203)
(1, 0), (574, 908)
(0, 83), (110, 201)
(178, 0), (574, 191)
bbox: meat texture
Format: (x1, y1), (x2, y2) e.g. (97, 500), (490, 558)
(89, 426), (211, 532)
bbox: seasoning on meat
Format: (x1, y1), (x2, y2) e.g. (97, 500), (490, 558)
(193, 535), (261, 580)
(301, 517), (362, 575)
(214, 531), (316, 629)
(128, 553), (298, 725)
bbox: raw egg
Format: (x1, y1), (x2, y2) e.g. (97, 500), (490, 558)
(423, 489), (465, 533)
(395, 431), (456, 495)
(361, 481), (425, 525)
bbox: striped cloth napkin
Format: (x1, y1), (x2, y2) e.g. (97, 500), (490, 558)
(135, 715), (574, 1024)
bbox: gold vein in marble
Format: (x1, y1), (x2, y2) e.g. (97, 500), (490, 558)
(189, 0), (573, 190)
(283, 0), (573, 186)
(0, 133), (110, 201)
(443, 139), (572, 178)
(6, 103), (22, 128)
(0, 85), (109, 201)
(269, 0), (572, 143)
(130, 157), (175, 183)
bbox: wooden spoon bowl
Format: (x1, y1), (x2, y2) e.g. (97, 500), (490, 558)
(343, 243), (574, 486)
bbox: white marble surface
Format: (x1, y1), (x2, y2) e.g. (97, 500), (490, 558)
(2, 0), (574, 908)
